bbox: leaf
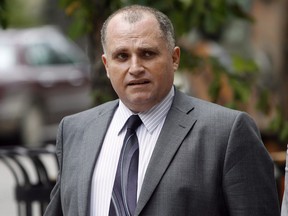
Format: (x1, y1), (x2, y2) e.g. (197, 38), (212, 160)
(179, 0), (194, 8)
(231, 55), (258, 75)
(65, 1), (81, 16)
(229, 78), (251, 102)
(269, 110), (283, 132)
(256, 90), (271, 114)
(208, 71), (221, 101)
(68, 21), (84, 38)
(280, 121), (288, 142)
(0, 2), (8, 29)
(59, 0), (75, 8)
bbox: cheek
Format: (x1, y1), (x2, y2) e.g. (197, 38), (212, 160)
(109, 75), (120, 86)
(108, 63), (128, 76)
(108, 71), (124, 90)
(107, 65), (120, 79)
(160, 64), (175, 81)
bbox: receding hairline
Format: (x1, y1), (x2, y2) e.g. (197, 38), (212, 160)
(105, 12), (162, 39)
(106, 5), (158, 24)
(101, 5), (175, 52)
(108, 10), (154, 28)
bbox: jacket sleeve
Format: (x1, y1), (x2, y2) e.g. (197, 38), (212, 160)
(223, 112), (280, 216)
(44, 119), (64, 216)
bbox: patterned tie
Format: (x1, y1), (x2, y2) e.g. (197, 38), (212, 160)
(109, 115), (142, 216)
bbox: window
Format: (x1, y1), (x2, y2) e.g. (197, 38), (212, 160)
(0, 46), (17, 70)
(25, 43), (75, 66)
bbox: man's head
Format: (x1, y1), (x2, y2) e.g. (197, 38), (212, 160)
(101, 5), (176, 53)
(101, 5), (180, 113)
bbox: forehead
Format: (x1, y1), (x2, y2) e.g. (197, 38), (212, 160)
(106, 13), (163, 43)
(108, 11), (158, 28)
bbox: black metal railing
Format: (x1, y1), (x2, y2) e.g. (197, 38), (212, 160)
(0, 145), (58, 216)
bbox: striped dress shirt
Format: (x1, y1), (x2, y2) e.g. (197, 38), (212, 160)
(90, 87), (174, 216)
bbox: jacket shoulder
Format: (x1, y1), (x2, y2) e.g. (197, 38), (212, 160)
(61, 99), (118, 126)
(175, 89), (241, 118)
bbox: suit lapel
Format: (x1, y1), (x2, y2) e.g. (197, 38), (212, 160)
(136, 91), (197, 215)
(77, 101), (118, 216)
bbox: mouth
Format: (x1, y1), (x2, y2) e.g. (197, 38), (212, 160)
(128, 80), (150, 86)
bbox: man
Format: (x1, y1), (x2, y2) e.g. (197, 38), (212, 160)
(44, 5), (280, 216)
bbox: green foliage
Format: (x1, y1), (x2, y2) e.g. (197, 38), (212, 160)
(269, 109), (288, 142)
(179, 49), (203, 70)
(91, 88), (117, 105)
(59, 0), (257, 110)
(59, 0), (252, 41)
(211, 55), (258, 106)
(231, 55), (258, 75)
(0, 0), (44, 28)
(59, 0), (122, 39)
(229, 55), (258, 105)
(124, 0), (252, 39)
(256, 89), (270, 114)
(59, 0), (93, 38)
(0, 0), (8, 28)
(1, 0), (286, 143)
(208, 65), (222, 103)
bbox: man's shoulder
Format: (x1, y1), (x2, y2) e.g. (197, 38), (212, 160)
(177, 92), (256, 131)
(62, 99), (119, 123)
(175, 90), (241, 116)
(192, 96), (240, 114)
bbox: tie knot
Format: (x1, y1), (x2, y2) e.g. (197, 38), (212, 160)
(126, 115), (142, 130)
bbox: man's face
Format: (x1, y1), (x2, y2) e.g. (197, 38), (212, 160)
(102, 13), (180, 113)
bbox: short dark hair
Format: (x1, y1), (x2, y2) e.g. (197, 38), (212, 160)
(101, 5), (175, 52)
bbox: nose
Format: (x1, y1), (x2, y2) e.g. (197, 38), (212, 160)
(128, 56), (144, 75)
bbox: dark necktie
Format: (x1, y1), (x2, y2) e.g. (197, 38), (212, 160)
(109, 115), (142, 216)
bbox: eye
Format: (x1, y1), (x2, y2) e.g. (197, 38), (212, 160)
(115, 53), (129, 61)
(143, 51), (155, 57)
(143, 51), (155, 58)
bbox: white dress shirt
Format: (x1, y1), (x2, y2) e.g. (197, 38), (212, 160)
(90, 88), (174, 216)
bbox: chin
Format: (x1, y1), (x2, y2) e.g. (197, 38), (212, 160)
(126, 98), (153, 111)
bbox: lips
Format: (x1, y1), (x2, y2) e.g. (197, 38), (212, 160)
(128, 80), (150, 86)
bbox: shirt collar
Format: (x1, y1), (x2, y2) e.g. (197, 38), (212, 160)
(116, 87), (174, 135)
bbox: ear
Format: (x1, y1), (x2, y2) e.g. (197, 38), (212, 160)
(172, 46), (180, 72)
(102, 54), (110, 78)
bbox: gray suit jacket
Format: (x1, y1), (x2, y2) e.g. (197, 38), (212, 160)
(44, 89), (280, 216)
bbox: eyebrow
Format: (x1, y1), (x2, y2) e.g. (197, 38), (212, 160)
(111, 45), (160, 54)
(112, 47), (128, 53)
(110, 48), (128, 58)
(139, 46), (160, 53)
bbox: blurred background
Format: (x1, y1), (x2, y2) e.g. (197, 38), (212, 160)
(0, 0), (287, 215)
